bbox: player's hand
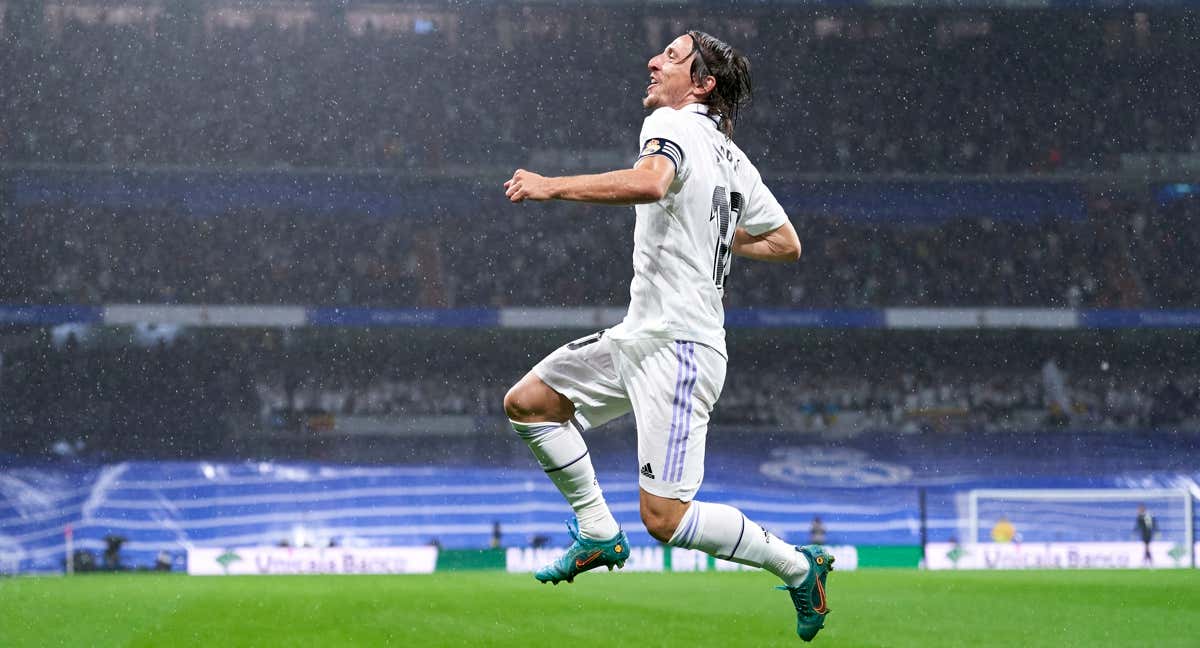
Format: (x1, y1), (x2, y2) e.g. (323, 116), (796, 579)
(504, 169), (556, 203)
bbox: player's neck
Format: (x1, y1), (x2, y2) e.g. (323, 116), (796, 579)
(671, 99), (708, 113)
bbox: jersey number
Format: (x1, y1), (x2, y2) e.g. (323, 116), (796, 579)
(710, 186), (744, 290)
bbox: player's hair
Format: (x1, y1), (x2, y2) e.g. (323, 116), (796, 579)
(687, 30), (752, 139)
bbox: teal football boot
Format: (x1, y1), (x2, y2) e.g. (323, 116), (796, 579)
(778, 545), (835, 641)
(534, 517), (631, 585)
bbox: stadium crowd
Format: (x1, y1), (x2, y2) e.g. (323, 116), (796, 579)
(2, 196), (1196, 309)
(0, 7), (1198, 174)
(2, 329), (1196, 460)
(256, 358), (1196, 435)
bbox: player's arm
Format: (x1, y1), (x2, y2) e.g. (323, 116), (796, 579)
(731, 221), (801, 262)
(504, 156), (675, 205)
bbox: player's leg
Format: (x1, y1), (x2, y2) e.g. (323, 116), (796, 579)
(504, 370), (576, 422)
(504, 331), (633, 584)
(503, 370), (619, 540)
(640, 490), (811, 581)
(624, 340), (802, 575)
(622, 338), (833, 641)
(653, 489), (833, 642)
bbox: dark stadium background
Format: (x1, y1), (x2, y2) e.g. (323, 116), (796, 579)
(2, 0), (1199, 581)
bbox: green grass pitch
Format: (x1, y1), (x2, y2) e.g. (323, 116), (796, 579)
(3, 569), (1198, 647)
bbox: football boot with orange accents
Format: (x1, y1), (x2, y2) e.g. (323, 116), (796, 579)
(534, 517), (630, 585)
(778, 545), (835, 641)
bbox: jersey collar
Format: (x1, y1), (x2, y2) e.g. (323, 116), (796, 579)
(682, 102), (721, 127)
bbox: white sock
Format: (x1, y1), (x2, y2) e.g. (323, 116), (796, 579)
(510, 419), (620, 540)
(668, 500), (810, 586)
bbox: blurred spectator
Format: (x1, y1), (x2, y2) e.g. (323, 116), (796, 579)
(809, 517), (827, 546)
(1042, 358), (1071, 426)
(990, 516), (1016, 544)
(103, 535), (126, 570)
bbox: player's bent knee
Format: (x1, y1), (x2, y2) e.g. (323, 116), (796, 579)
(503, 374), (574, 423)
(502, 385), (534, 421)
(641, 513), (675, 543)
(640, 504), (683, 543)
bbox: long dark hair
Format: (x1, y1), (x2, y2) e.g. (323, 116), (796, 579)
(687, 30), (752, 139)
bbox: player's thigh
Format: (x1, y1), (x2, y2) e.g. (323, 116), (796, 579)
(531, 330), (631, 430)
(619, 339), (726, 502)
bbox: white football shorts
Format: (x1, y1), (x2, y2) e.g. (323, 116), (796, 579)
(532, 330), (727, 501)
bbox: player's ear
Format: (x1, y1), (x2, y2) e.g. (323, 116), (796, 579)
(695, 74), (717, 99)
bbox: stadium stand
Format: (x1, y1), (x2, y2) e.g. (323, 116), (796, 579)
(1, 8), (1198, 173)
(3, 329), (1198, 464)
(2, 196), (1198, 309)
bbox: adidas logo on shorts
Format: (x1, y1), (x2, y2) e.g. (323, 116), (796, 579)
(640, 463), (655, 479)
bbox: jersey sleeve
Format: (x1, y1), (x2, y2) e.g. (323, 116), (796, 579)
(636, 107), (687, 175)
(739, 170), (789, 236)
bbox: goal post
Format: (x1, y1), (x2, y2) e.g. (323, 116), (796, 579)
(964, 488), (1194, 568)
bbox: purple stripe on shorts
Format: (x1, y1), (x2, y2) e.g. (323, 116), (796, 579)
(677, 343), (700, 482)
(663, 341), (691, 482)
(665, 342), (691, 483)
(670, 343), (698, 482)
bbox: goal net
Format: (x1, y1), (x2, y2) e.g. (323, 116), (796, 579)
(961, 488), (1195, 567)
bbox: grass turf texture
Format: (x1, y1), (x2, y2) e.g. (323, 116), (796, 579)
(3, 569), (1198, 647)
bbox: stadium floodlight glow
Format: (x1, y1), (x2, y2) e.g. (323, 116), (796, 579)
(965, 488), (1194, 567)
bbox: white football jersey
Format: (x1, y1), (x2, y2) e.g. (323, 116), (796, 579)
(606, 103), (790, 358)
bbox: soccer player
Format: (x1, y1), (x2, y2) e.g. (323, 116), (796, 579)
(503, 31), (833, 642)
(1134, 504), (1156, 566)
